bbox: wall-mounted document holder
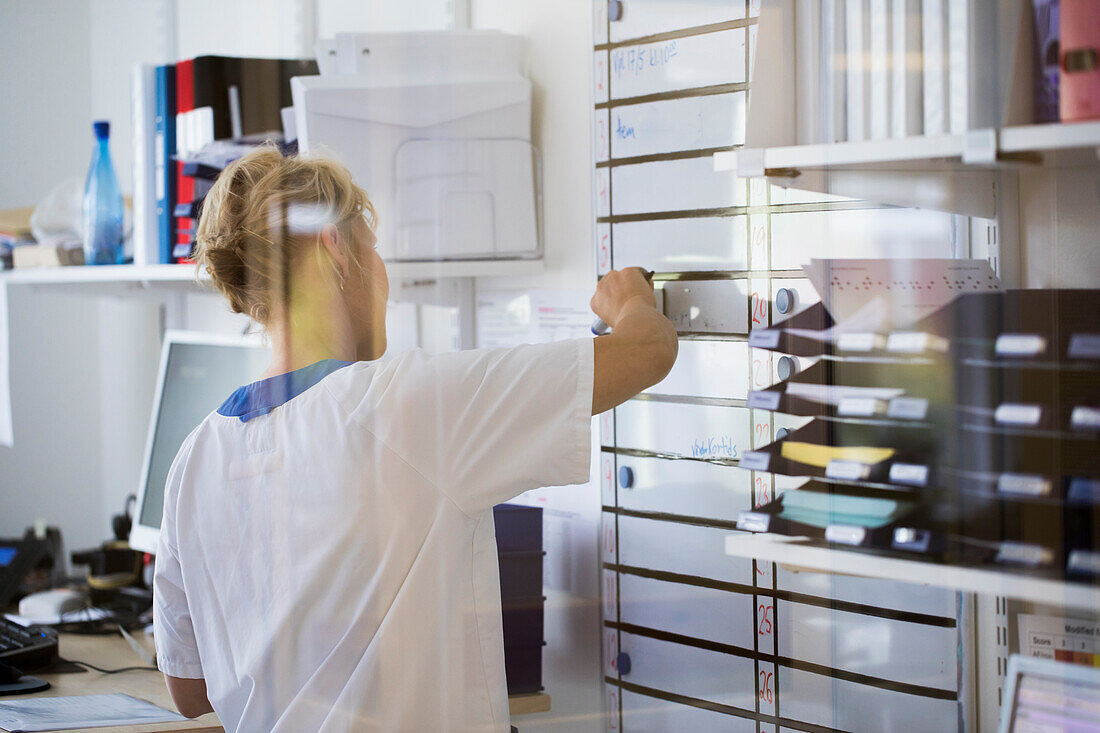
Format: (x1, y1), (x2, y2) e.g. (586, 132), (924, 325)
(393, 138), (541, 262)
(291, 69), (538, 267)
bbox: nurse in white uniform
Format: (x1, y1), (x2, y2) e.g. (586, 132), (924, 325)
(152, 147), (678, 731)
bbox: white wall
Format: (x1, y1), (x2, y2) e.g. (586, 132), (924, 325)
(0, 0), (92, 209)
(0, 0), (179, 551)
(472, 0), (596, 296)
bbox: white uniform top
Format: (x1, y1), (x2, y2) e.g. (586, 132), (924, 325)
(153, 339), (593, 732)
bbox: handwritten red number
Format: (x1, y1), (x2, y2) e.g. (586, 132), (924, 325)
(758, 603), (774, 636)
(759, 670), (774, 703)
(755, 475), (770, 507)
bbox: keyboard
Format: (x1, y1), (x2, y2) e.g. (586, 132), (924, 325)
(0, 616), (58, 672)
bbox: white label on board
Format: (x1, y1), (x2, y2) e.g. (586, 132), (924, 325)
(749, 329), (781, 349)
(889, 463), (929, 487)
(836, 332), (880, 352)
(748, 391), (781, 410)
(825, 524), (867, 546)
(1068, 334), (1100, 359)
(737, 511), (772, 532)
(997, 542), (1054, 567)
(995, 334), (1046, 357)
(995, 403), (1043, 426)
(1068, 550), (1100, 576)
(740, 451), (771, 471)
(838, 396), (881, 417)
(825, 460), (871, 481)
(1071, 406), (1100, 430)
(888, 397), (929, 421)
(998, 473), (1052, 497)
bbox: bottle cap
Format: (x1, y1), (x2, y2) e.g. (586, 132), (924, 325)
(93, 120), (110, 140)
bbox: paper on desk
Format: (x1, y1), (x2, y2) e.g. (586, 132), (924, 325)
(0, 280), (11, 446)
(4, 608), (111, 627)
(0, 693), (185, 731)
(803, 258), (1001, 328)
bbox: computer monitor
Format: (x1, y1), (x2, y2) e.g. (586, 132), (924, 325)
(1000, 654), (1100, 733)
(129, 331), (268, 554)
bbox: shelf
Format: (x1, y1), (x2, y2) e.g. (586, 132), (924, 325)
(724, 533), (1100, 610)
(0, 258), (543, 294)
(715, 121), (1100, 179)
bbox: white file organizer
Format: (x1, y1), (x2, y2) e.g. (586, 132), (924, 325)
(292, 73), (540, 263)
(393, 138), (542, 262)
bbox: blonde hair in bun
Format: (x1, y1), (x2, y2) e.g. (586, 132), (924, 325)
(194, 145), (376, 325)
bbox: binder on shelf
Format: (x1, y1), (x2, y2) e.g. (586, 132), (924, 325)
(821, 0), (848, 143)
(947, 0), (999, 133)
(844, 0), (871, 141)
(154, 64), (176, 265)
(795, 0), (823, 144)
(173, 56), (320, 262)
(890, 0), (923, 137)
(868, 0), (891, 139)
(1032, 0), (1061, 123)
(921, 0), (951, 134)
(131, 64), (159, 267)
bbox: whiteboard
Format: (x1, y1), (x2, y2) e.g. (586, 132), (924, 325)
(617, 515), (753, 584)
(618, 632), (756, 710)
(612, 216), (749, 272)
(616, 455), (751, 520)
(609, 92), (746, 158)
(608, 0), (746, 44)
(619, 573), (755, 648)
(593, 2), (966, 730)
(778, 601), (959, 689)
(609, 29), (747, 99)
(620, 690), (756, 733)
(614, 401), (750, 460)
(779, 668), (960, 733)
(610, 158), (748, 215)
(645, 339), (750, 399)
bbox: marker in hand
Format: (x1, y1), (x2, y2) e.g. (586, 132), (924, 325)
(591, 270), (655, 335)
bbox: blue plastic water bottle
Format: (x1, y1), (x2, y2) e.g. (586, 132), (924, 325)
(82, 120), (124, 265)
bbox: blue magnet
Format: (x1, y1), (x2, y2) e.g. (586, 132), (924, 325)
(618, 466), (634, 488)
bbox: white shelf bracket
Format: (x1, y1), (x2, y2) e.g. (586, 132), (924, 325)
(736, 148), (766, 179)
(962, 128), (999, 166)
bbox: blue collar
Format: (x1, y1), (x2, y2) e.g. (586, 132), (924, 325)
(217, 359), (353, 422)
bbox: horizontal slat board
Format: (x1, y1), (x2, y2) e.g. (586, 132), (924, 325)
(778, 668), (960, 733)
(620, 689), (756, 733)
(615, 400), (750, 460)
(608, 0), (746, 44)
(618, 632), (757, 710)
(777, 601), (958, 691)
(616, 515), (753, 585)
(612, 216), (749, 272)
(609, 29), (747, 99)
(610, 158), (748, 216)
(615, 455), (751, 520)
(645, 339), (750, 399)
(618, 574), (756, 649)
(610, 92), (746, 158)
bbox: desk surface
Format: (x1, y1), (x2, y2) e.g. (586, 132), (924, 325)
(4, 633), (549, 732)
